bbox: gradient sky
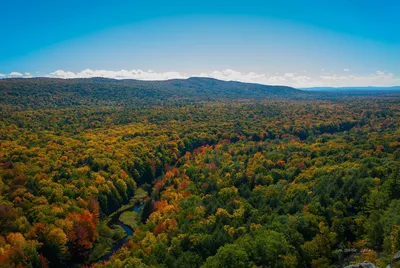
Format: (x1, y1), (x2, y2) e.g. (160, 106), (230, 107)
(1, 0), (400, 87)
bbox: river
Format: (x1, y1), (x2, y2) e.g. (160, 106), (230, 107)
(101, 203), (145, 262)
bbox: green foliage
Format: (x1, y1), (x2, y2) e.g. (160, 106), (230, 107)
(0, 77), (303, 110)
(202, 244), (253, 268)
(119, 211), (139, 229)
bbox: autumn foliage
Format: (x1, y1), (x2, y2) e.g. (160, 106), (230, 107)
(0, 95), (399, 267)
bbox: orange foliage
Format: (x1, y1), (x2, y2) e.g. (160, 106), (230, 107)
(154, 218), (178, 235)
(276, 160), (285, 166)
(154, 200), (169, 212)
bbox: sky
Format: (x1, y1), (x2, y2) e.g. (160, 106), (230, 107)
(1, 0), (400, 87)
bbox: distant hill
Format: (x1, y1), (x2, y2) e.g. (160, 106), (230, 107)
(0, 77), (307, 109)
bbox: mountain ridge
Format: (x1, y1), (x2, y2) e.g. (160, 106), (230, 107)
(0, 77), (307, 110)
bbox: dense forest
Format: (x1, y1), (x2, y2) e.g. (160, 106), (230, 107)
(0, 78), (400, 267)
(0, 77), (305, 110)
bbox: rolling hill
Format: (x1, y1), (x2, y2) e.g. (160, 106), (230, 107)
(0, 77), (307, 109)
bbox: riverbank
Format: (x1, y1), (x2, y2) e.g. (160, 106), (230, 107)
(119, 211), (140, 230)
(98, 203), (145, 262)
(104, 188), (148, 227)
(88, 188), (148, 264)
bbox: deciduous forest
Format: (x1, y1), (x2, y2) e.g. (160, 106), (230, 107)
(0, 78), (399, 267)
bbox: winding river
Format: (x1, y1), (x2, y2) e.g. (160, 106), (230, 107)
(101, 203), (145, 262)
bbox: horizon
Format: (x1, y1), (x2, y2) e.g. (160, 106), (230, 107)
(1, 0), (400, 87)
(1, 75), (400, 90)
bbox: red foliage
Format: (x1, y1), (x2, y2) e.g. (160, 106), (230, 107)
(30, 223), (47, 239)
(154, 218), (178, 234)
(87, 197), (100, 223)
(67, 210), (98, 257)
(178, 180), (190, 190)
(154, 180), (166, 191)
(182, 191), (192, 198)
(40, 254), (49, 268)
(154, 221), (164, 235)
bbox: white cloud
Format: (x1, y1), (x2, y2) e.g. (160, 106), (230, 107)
(50, 69), (187, 80)
(376, 70), (386, 76)
(198, 70), (399, 87)
(2, 72), (33, 79)
(195, 70), (317, 87)
(197, 69), (266, 83)
(49, 69), (400, 87)
(8, 72), (23, 77)
(284, 73), (295, 78)
(344, 68), (350, 72)
(317, 71), (399, 87)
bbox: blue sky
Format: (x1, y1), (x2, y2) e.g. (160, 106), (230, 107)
(1, 0), (399, 87)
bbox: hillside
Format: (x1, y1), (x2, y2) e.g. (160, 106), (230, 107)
(0, 77), (306, 110)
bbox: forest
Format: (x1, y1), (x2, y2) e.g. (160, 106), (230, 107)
(0, 78), (400, 267)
